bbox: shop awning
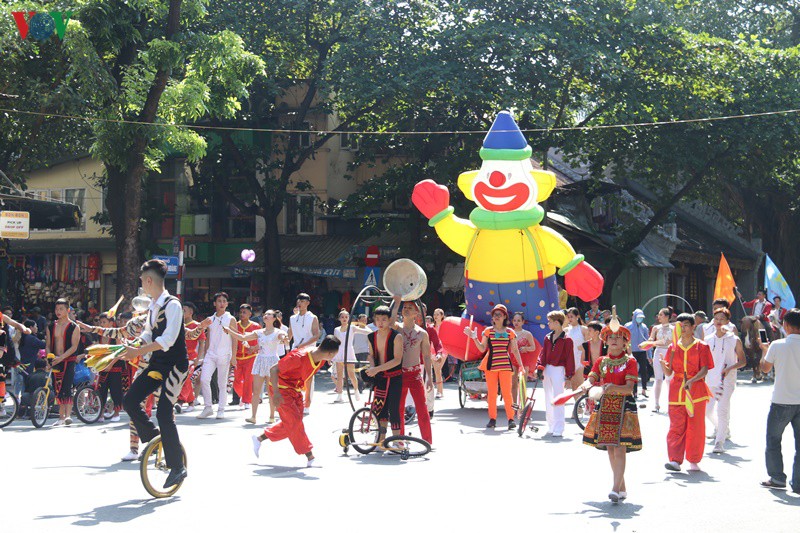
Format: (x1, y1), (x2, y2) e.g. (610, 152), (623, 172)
(8, 237), (116, 253)
(0, 193), (82, 230)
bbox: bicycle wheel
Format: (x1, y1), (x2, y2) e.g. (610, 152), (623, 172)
(74, 385), (103, 424)
(382, 434), (431, 459)
(573, 394), (592, 430)
(140, 435), (187, 498)
(0, 391), (19, 428)
(31, 387), (49, 428)
(348, 407), (381, 455)
(458, 382), (467, 408)
(517, 401), (533, 437)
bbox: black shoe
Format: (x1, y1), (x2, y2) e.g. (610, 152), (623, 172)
(486, 419), (496, 428)
(163, 466), (187, 489)
(429, 411), (434, 419)
(508, 419), (517, 430)
(229, 400), (240, 406)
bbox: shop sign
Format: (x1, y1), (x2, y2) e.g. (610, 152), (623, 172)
(0, 211), (30, 239)
(287, 266), (357, 279)
(231, 265), (258, 278)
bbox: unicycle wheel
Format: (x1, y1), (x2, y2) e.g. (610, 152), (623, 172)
(140, 435), (187, 498)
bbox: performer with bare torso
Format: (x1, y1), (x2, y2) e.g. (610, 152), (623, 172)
(391, 297), (433, 443)
(46, 299), (81, 426)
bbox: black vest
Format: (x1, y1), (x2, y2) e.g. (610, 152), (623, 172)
(150, 295), (188, 364)
(368, 329), (398, 365)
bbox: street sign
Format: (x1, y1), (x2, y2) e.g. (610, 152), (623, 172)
(0, 211), (29, 239)
(365, 245), (380, 267)
(153, 255), (179, 277)
(364, 266), (381, 287)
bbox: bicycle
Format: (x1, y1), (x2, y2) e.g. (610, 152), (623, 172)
(338, 385), (431, 460)
(139, 435), (188, 498)
(572, 393), (597, 430)
(517, 367), (543, 437)
(1, 364), (20, 428)
(31, 367), (56, 428)
(74, 371), (115, 425)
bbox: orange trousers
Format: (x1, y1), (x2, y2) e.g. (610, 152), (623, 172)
(667, 401), (707, 464)
(233, 357), (255, 404)
(485, 369), (514, 421)
(263, 388), (312, 455)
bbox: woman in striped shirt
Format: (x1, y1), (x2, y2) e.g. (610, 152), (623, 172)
(465, 304), (524, 430)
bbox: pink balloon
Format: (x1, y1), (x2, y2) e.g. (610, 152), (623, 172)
(241, 249), (250, 261)
(247, 250), (256, 263)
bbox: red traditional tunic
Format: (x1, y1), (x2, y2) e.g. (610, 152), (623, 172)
(588, 353), (639, 386)
(184, 321), (205, 361)
(665, 340), (714, 406)
(233, 320), (260, 403)
(263, 349), (324, 455)
(583, 353), (642, 451)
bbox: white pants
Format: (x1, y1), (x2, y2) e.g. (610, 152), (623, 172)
(706, 370), (736, 443)
(543, 365), (566, 436)
(201, 351), (232, 411)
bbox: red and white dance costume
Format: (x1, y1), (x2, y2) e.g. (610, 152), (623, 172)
(178, 321), (205, 404)
(262, 349), (323, 455)
(95, 329), (131, 412)
(233, 320), (260, 405)
(665, 340), (714, 465)
(397, 327), (433, 444)
(537, 330), (575, 436)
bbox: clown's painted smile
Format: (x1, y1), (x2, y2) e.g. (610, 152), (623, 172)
(474, 181), (531, 211)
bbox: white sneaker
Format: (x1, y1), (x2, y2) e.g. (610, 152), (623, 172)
(303, 408), (310, 416)
(64, 418), (72, 426)
(687, 462), (702, 471)
(354, 393), (361, 402)
(334, 394), (343, 403)
(109, 415), (121, 422)
(242, 403), (250, 410)
(103, 412), (113, 420)
(665, 461), (681, 472)
(216, 410), (225, 419)
(306, 457), (316, 468)
(183, 405), (195, 413)
(121, 450), (138, 462)
(192, 399), (201, 406)
(251, 435), (262, 458)
(619, 491), (627, 501)
(713, 442), (725, 454)
(51, 419), (65, 427)
(197, 407), (214, 419)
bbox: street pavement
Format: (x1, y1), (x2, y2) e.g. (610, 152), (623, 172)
(4, 369), (799, 532)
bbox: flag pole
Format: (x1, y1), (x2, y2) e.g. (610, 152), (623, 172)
(733, 286), (748, 316)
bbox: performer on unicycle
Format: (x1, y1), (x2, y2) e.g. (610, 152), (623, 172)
(121, 259), (190, 489)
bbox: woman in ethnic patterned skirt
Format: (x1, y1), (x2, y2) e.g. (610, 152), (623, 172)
(580, 323), (642, 503)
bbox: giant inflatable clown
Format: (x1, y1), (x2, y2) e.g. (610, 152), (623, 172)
(412, 111), (604, 359)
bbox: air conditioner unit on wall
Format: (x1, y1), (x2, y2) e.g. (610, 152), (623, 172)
(194, 214), (210, 235)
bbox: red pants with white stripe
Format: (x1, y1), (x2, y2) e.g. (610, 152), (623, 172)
(177, 362), (196, 404)
(263, 388), (312, 455)
(399, 367), (433, 444)
(667, 401), (707, 464)
(233, 357), (255, 404)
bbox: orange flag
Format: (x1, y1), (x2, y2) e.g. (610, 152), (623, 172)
(713, 253), (736, 304)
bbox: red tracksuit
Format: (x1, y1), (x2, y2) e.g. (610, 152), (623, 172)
(263, 349), (322, 455)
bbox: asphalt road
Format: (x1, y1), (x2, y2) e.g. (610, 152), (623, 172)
(4, 369), (799, 532)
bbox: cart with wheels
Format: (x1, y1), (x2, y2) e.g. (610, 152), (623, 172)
(457, 360), (487, 408)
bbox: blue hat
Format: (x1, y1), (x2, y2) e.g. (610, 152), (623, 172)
(480, 111), (533, 161)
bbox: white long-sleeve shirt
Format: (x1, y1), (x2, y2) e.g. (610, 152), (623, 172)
(140, 290), (183, 352)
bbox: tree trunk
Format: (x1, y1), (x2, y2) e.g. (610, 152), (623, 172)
(262, 210), (282, 309)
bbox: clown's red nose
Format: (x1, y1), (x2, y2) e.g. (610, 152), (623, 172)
(489, 171), (506, 188)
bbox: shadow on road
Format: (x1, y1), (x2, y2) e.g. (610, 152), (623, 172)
(36, 498), (176, 526)
(550, 500), (643, 520)
(705, 451), (751, 468)
(769, 489), (800, 507)
(252, 464), (320, 480)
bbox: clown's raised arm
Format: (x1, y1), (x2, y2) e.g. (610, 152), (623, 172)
(412, 180), (475, 257)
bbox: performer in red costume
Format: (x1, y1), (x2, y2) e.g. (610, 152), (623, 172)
(662, 313), (714, 472)
(250, 337), (340, 467)
(390, 297), (433, 444)
(233, 304), (260, 409)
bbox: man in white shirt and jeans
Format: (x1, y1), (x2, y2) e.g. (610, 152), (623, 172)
(760, 308), (800, 493)
(197, 292), (237, 419)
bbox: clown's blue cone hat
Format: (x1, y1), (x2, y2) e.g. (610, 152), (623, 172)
(480, 111), (532, 161)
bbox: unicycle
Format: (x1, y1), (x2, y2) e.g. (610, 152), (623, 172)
(140, 435), (187, 498)
(518, 367), (543, 437)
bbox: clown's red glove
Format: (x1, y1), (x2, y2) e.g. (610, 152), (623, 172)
(565, 261), (603, 302)
(412, 180), (450, 220)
